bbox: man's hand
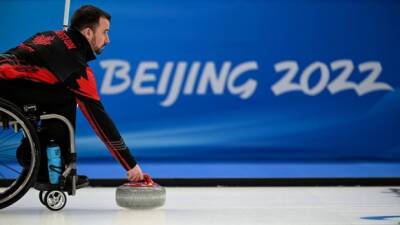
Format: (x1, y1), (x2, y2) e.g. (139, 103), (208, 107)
(127, 164), (144, 182)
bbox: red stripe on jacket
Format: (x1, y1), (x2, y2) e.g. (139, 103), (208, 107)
(0, 64), (58, 84)
(76, 98), (132, 170)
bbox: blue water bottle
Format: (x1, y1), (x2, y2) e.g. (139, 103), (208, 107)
(47, 140), (62, 184)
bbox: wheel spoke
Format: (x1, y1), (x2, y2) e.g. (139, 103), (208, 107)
(0, 153), (18, 158)
(0, 162), (21, 174)
(0, 127), (13, 139)
(0, 132), (18, 146)
(0, 143), (20, 153)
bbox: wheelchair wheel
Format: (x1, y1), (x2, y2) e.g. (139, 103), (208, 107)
(39, 190), (47, 206)
(0, 97), (40, 209)
(44, 190), (67, 211)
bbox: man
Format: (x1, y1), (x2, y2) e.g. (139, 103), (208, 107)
(0, 5), (144, 182)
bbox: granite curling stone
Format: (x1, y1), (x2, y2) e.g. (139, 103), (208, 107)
(116, 174), (166, 209)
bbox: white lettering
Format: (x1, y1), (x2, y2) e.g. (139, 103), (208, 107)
(299, 62), (329, 96)
(100, 60), (260, 107)
(357, 61), (393, 95)
(161, 62), (187, 107)
(227, 61), (258, 99)
(157, 62), (174, 95)
(197, 62), (231, 95)
(183, 62), (201, 95)
(100, 60), (131, 94)
(328, 60), (357, 94)
(132, 62), (158, 94)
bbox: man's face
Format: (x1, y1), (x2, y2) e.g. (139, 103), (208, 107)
(86, 17), (110, 54)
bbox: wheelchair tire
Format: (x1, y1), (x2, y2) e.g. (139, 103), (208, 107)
(0, 97), (40, 209)
(44, 190), (67, 211)
(39, 190), (47, 206)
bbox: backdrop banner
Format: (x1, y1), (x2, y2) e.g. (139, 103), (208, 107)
(1, 0), (399, 178)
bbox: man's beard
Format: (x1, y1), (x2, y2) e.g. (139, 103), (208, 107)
(90, 38), (106, 55)
(95, 46), (105, 55)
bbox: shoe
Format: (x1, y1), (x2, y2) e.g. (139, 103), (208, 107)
(77, 175), (90, 188)
(67, 175), (90, 189)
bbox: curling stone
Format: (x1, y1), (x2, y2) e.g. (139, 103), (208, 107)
(116, 174), (166, 209)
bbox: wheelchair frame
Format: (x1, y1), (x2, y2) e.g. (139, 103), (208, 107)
(0, 99), (80, 211)
(38, 113), (77, 196)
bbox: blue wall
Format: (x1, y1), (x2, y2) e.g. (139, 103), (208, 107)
(1, 0), (399, 178)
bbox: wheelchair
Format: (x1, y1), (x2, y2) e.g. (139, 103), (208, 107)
(0, 97), (85, 211)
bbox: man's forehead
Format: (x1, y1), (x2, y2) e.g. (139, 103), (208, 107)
(99, 17), (110, 29)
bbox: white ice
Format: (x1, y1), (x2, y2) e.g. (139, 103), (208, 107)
(1, 187), (400, 225)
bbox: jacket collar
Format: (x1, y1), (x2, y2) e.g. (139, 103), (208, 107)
(66, 28), (96, 62)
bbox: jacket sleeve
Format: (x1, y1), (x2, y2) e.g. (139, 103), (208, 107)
(67, 66), (137, 171)
(76, 95), (137, 170)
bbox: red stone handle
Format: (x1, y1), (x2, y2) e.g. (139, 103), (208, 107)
(142, 174), (154, 186)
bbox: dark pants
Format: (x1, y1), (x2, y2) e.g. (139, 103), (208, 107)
(0, 79), (76, 180)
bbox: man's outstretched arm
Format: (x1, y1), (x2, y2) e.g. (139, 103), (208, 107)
(75, 94), (143, 181)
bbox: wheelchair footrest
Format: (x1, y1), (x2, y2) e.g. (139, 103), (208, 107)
(34, 175), (89, 192)
(34, 182), (61, 191)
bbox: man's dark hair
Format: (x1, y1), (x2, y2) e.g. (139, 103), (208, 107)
(70, 5), (111, 31)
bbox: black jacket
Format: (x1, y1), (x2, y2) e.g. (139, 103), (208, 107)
(0, 29), (137, 170)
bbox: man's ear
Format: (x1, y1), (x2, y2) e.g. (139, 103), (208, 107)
(80, 27), (93, 40)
